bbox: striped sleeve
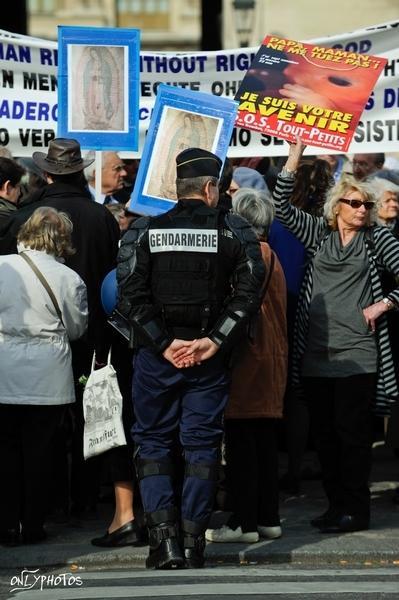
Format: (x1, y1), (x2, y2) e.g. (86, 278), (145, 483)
(374, 227), (399, 306)
(272, 174), (325, 249)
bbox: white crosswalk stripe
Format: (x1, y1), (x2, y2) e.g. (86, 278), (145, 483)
(6, 567), (399, 599)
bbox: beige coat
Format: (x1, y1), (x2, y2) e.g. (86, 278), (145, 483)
(0, 249), (88, 405)
(225, 242), (288, 419)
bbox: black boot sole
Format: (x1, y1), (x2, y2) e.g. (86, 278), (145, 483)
(185, 557), (205, 568)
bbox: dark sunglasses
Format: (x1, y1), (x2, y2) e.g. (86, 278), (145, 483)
(339, 198), (375, 210)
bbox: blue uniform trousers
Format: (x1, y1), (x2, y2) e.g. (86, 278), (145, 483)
(132, 347), (229, 525)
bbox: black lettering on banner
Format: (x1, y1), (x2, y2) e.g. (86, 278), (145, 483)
(212, 80), (242, 97)
(43, 129), (55, 146)
(143, 81), (201, 97)
(211, 81), (224, 96)
(384, 58), (399, 77)
(23, 72), (57, 91)
(225, 80), (241, 96)
(19, 128), (55, 146)
(1, 70), (14, 88)
(230, 127), (253, 147)
(260, 134), (284, 146)
(354, 119), (399, 143)
(0, 128), (9, 145)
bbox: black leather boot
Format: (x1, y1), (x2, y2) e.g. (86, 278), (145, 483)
(182, 519), (207, 568)
(146, 509), (185, 570)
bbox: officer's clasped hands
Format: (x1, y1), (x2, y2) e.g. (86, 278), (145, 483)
(162, 339), (197, 368)
(171, 337), (219, 368)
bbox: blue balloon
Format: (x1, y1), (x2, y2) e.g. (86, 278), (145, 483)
(101, 268), (117, 316)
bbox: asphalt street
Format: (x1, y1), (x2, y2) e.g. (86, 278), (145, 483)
(0, 445), (398, 599)
(1, 565), (399, 599)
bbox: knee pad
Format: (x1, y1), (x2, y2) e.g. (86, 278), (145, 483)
(184, 462), (219, 482)
(135, 457), (176, 481)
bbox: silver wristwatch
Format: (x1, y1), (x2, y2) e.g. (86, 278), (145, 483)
(382, 297), (394, 310)
(280, 165), (296, 179)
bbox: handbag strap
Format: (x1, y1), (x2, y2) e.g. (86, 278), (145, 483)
(19, 251), (65, 327)
(260, 251), (275, 301)
(90, 349), (112, 373)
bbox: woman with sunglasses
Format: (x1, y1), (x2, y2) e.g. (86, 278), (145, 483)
(273, 138), (399, 534)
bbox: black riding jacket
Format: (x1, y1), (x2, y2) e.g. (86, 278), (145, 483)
(116, 199), (265, 353)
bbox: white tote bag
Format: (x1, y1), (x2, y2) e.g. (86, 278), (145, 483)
(83, 351), (127, 460)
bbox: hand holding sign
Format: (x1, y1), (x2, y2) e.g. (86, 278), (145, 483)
(285, 136), (307, 172)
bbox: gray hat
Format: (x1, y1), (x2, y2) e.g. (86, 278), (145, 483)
(32, 138), (94, 175)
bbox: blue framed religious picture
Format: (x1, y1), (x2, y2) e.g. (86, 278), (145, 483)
(129, 84), (238, 216)
(57, 26), (140, 151)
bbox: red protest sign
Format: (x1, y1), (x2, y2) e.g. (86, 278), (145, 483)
(234, 36), (387, 152)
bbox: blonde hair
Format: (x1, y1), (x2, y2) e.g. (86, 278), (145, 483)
(323, 176), (378, 230)
(17, 206), (75, 257)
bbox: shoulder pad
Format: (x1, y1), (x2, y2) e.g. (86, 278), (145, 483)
(118, 217), (150, 268)
(225, 212), (258, 244)
(131, 215), (151, 233)
(120, 216), (150, 245)
(133, 215), (151, 228)
(225, 212), (248, 229)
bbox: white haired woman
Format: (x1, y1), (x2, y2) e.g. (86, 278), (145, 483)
(273, 139), (399, 534)
(0, 207), (88, 545)
(374, 178), (399, 236)
(206, 188), (288, 543)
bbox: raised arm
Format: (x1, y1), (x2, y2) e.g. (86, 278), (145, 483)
(273, 138), (325, 249)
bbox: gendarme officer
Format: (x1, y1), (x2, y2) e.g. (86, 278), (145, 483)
(116, 147), (265, 569)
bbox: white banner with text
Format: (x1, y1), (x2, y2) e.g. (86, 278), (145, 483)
(0, 20), (398, 157)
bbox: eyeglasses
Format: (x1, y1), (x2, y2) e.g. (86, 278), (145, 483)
(339, 198), (375, 210)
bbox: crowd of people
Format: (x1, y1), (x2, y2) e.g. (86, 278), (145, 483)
(0, 138), (398, 570)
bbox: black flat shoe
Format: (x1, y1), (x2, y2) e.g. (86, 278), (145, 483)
(310, 507), (340, 529)
(91, 519), (147, 547)
(319, 514), (369, 534)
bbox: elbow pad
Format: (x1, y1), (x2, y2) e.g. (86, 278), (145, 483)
(208, 309), (247, 348)
(132, 313), (172, 353)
